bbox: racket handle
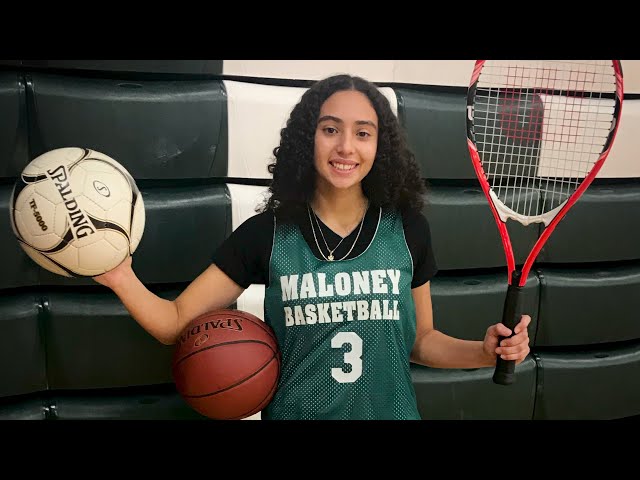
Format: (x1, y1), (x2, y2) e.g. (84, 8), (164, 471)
(493, 282), (524, 386)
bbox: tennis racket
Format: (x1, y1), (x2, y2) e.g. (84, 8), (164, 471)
(466, 60), (624, 385)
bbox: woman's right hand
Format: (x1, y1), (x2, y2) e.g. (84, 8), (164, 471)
(93, 255), (134, 290)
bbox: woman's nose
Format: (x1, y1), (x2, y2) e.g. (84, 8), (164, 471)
(337, 133), (355, 155)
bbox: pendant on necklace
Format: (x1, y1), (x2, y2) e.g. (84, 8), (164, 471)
(328, 254), (334, 261)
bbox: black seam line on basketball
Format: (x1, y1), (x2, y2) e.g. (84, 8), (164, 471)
(235, 366), (281, 420)
(16, 238), (83, 278)
(232, 315), (276, 341)
(175, 339), (277, 366)
(181, 352), (278, 399)
(86, 214), (130, 241)
(223, 368), (280, 420)
(226, 363), (281, 419)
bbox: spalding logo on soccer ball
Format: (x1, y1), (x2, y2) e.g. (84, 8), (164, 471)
(10, 147), (145, 277)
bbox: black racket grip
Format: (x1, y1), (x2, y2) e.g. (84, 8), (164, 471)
(493, 282), (524, 386)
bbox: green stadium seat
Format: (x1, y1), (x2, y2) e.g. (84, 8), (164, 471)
(432, 271), (539, 345)
(27, 73), (227, 180)
(0, 72), (28, 179)
(0, 394), (48, 420)
(537, 184), (640, 264)
(50, 384), (207, 420)
(42, 287), (181, 390)
(21, 60), (223, 77)
(425, 188), (541, 270)
(536, 264), (640, 346)
(396, 87), (473, 180)
(534, 341), (640, 419)
(0, 293), (47, 398)
(0, 185), (40, 289)
(412, 356), (536, 420)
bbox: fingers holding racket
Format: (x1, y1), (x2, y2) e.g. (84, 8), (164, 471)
(493, 281), (524, 385)
(496, 314), (532, 360)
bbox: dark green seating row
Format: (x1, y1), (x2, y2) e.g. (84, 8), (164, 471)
(426, 183), (640, 268)
(0, 72), (227, 180)
(4, 282), (534, 397)
(1, 343), (639, 420)
(0, 60), (223, 77)
(0, 384), (206, 420)
(3, 183), (640, 289)
(0, 275), (640, 418)
(1, 73), (638, 181)
(536, 264), (640, 346)
(412, 358), (537, 420)
(533, 341), (640, 420)
(536, 184), (640, 264)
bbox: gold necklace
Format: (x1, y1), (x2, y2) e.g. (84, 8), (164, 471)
(311, 209), (346, 261)
(307, 201), (369, 261)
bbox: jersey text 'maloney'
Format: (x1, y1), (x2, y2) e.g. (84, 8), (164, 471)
(280, 269), (401, 326)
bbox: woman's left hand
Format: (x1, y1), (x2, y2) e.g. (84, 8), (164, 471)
(483, 314), (532, 365)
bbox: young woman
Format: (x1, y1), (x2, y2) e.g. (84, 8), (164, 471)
(95, 74), (531, 420)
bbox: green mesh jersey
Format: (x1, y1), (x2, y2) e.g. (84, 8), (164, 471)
(262, 208), (420, 420)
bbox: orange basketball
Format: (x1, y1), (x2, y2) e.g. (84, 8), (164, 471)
(172, 309), (281, 420)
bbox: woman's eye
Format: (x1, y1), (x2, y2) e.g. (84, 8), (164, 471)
(325, 127), (337, 134)
(357, 131), (371, 137)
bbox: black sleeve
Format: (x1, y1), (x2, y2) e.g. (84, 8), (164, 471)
(211, 211), (274, 289)
(402, 209), (439, 289)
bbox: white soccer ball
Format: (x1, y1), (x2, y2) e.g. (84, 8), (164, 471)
(10, 147), (145, 277)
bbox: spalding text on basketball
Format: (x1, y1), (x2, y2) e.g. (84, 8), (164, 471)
(177, 317), (244, 345)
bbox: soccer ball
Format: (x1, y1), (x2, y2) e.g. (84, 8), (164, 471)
(10, 147), (145, 277)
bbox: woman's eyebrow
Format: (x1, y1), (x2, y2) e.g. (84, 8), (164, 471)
(317, 115), (343, 124)
(317, 115), (377, 129)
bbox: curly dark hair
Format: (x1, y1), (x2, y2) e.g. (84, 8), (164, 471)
(261, 74), (425, 220)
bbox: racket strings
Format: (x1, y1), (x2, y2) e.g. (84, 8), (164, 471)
(472, 60), (617, 218)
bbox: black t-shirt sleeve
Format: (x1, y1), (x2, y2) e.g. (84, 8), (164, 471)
(211, 211), (274, 289)
(402, 209), (438, 288)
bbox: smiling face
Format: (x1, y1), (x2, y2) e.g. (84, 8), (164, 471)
(313, 90), (378, 195)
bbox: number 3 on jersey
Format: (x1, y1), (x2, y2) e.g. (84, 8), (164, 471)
(331, 331), (363, 383)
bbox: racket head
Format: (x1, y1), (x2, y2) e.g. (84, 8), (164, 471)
(466, 60), (624, 284)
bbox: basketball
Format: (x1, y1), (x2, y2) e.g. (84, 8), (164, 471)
(172, 309), (281, 420)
